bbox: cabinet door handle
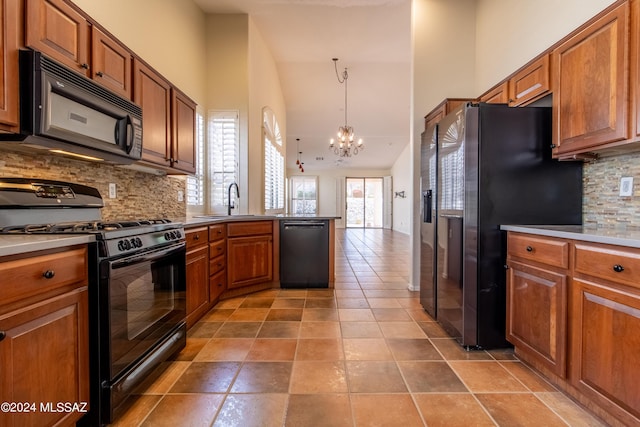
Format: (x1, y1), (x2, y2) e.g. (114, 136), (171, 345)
(80, 63), (89, 70)
(526, 246), (533, 252)
(613, 264), (624, 273)
(42, 270), (55, 279)
(0, 331), (6, 341)
(194, 234), (200, 240)
(96, 71), (104, 77)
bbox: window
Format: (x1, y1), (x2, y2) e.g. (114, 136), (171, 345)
(208, 111), (239, 212)
(186, 112), (205, 208)
(290, 176), (318, 215)
(263, 108), (285, 213)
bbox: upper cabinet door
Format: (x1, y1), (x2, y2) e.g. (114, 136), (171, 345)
(508, 54), (550, 107)
(91, 26), (132, 99)
(134, 59), (171, 166)
(552, 2), (629, 157)
(0, 0), (20, 130)
(171, 89), (197, 174)
(25, 0), (90, 76)
(478, 81), (509, 104)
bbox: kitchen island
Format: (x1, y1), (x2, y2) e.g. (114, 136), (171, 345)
(501, 224), (640, 426)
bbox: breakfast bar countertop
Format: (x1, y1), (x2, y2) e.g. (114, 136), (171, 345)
(500, 225), (640, 249)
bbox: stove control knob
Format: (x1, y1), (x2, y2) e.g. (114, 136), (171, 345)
(117, 240), (125, 251)
(164, 232), (171, 241)
(135, 237), (143, 248)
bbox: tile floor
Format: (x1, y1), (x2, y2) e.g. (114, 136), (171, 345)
(111, 228), (605, 427)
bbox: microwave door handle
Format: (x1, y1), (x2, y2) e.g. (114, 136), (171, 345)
(125, 116), (134, 153)
(115, 116), (134, 153)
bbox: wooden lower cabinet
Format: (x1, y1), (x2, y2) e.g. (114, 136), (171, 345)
(506, 260), (567, 377)
(185, 244), (209, 328)
(208, 224), (227, 306)
(0, 246), (89, 427)
(227, 234), (273, 289)
(209, 270), (226, 302)
(570, 278), (640, 424)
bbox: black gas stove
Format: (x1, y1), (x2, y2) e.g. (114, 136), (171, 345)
(0, 178), (187, 426)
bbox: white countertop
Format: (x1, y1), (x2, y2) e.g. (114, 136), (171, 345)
(500, 225), (640, 249)
(0, 234), (95, 257)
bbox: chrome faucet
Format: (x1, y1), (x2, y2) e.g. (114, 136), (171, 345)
(227, 182), (239, 215)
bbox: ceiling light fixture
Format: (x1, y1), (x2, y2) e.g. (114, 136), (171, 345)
(296, 138), (304, 173)
(329, 58), (364, 157)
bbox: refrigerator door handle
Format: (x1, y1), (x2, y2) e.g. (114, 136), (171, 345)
(423, 190), (432, 223)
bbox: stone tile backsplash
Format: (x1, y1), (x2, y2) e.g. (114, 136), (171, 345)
(0, 149), (186, 221)
(583, 151), (640, 229)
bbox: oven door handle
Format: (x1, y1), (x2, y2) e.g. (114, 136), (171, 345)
(110, 243), (185, 269)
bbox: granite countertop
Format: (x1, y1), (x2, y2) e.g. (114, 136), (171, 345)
(500, 225), (640, 249)
(0, 234), (96, 257)
(184, 215), (340, 227)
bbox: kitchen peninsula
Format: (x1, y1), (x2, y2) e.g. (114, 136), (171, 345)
(183, 215), (338, 327)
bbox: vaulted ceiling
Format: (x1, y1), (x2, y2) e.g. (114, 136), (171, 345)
(192, 0), (412, 171)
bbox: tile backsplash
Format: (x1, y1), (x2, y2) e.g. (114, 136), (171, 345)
(0, 149), (186, 221)
(583, 151), (640, 229)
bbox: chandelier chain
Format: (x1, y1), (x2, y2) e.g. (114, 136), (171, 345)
(329, 58), (364, 158)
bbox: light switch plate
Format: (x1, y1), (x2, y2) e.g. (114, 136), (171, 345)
(620, 177), (633, 197)
(177, 190), (184, 202)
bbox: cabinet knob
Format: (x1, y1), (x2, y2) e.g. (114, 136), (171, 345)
(194, 234), (200, 240)
(80, 63), (89, 70)
(96, 71), (104, 77)
(42, 270), (55, 279)
(526, 246), (533, 252)
(550, 144), (557, 149)
(613, 264), (624, 273)
(0, 331), (5, 341)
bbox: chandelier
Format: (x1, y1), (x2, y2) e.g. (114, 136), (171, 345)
(329, 58), (364, 157)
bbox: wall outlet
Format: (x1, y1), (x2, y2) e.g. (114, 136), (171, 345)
(177, 190), (184, 202)
(620, 177), (633, 197)
(108, 183), (117, 199)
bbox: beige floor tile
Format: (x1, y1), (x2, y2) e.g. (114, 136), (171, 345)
(132, 361), (191, 394)
(302, 308), (339, 322)
(299, 321), (341, 338)
(430, 338), (493, 360)
(449, 361), (529, 393)
(351, 394), (423, 427)
(500, 361), (557, 392)
(536, 392), (608, 426)
(230, 362), (292, 393)
(343, 338), (393, 360)
(475, 393), (568, 427)
(340, 321), (383, 338)
(378, 321), (427, 338)
(367, 298), (402, 308)
(140, 394), (224, 427)
(170, 361), (241, 393)
(246, 339), (297, 361)
(226, 308), (270, 321)
(372, 308), (413, 321)
(296, 338), (344, 360)
(285, 394), (352, 427)
(290, 361), (348, 393)
(213, 394), (287, 427)
(338, 308), (375, 321)
(110, 395), (162, 427)
(346, 360), (407, 392)
(194, 338), (253, 361)
(414, 393), (496, 427)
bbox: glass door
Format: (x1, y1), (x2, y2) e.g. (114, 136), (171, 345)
(346, 177), (384, 228)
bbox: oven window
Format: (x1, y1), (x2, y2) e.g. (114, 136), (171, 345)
(107, 247), (186, 377)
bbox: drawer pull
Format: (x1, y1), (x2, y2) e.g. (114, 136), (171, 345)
(194, 234), (200, 240)
(42, 270), (56, 279)
(526, 246), (533, 252)
(613, 264), (625, 273)
(0, 331), (5, 341)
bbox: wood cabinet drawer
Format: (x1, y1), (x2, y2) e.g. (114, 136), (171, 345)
(209, 239), (225, 258)
(0, 247), (88, 309)
(227, 221), (272, 237)
(507, 233), (569, 269)
(185, 227), (208, 249)
(209, 224), (226, 241)
(209, 270), (226, 302)
(209, 254), (225, 276)
(574, 243), (640, 290)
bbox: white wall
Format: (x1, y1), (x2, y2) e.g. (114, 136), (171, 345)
(72, 0), (206, 106)
(248, 18), (287, 214)
(391, 143), (412, 234)
(475, 0), (617, 93)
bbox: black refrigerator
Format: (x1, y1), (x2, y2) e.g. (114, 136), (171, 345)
(419, 103), (582, 349)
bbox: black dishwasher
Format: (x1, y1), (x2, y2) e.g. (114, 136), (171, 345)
(280, 220), (329, 288)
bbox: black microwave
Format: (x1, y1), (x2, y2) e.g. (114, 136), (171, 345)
(1, 50), (142, 164)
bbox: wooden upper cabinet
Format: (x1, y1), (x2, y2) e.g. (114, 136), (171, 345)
(171, 89), (197, 174)
(91, 26), (132, 99)
(424, 98), (472, 130)
(0, 0), (20, 130)
(633, 0), (640, 140)
(25, 0), (90, 76)
(508, 54), (550, 106)
(552, 2), (630, 157)
(478, 81), (509, 104)
(134, 59), (172, 167)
